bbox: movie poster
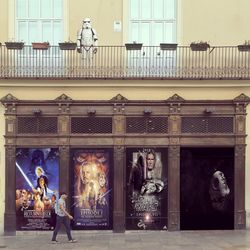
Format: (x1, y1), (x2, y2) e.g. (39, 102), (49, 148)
(126, 148), (168, 230)
(180, 147), (234, 230)
(15, 148), (59, 230)
(71, 149), (113, 229)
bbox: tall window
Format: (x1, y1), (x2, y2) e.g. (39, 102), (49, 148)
(129, 0), (177, 45)
(16, 0), (64, 45)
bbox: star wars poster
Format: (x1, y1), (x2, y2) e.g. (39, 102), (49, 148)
(15, 148), (59, 230)
(180, 147), (234, 230)
(126, 148), (168, 230)
(71, 149), (113, 229)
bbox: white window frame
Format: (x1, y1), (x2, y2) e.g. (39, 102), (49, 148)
(8, 0), (68, 43)
(124, 0), (178, 76)
(8, 0), (69, 77)
(15, 0), (64, 45)
(128, 0), (177, 45)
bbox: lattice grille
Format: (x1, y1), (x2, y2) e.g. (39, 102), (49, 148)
(126, 117), (168, 133)
(17, 117), (58, 134)
(71, 117), (113, 133)
(181, 117), (234, 133)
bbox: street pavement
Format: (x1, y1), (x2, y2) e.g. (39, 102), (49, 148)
(0, 230), (250, 250)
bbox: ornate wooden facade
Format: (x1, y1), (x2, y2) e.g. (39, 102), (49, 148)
(1, 93), (249, 234)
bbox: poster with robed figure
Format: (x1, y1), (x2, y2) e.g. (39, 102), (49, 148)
(126, 147), (168, 230)
(71, 148), (113, 229)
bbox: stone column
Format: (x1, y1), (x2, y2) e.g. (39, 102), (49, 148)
(166, 94), (183, 231)
(112, 95), (126, 232)
(113, 145), (125, 232)
(234, 102), (247, 229)
(4, 145), (16, 235)
(233, 94), (250, 229)
(1, 95), (18, 235)
(168, 143), (180, 231)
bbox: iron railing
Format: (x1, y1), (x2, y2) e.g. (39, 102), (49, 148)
(0, 45), (249, 80)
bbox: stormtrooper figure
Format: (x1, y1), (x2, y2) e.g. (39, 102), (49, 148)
(77, 18), (98, 65)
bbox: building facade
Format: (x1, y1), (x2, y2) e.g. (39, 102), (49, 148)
(0, 0), (250, 235)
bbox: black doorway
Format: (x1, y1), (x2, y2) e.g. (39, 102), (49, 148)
(180, 147), (234, 230)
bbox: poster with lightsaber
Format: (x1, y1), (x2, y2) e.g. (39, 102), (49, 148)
(15, 148), (59, 230)
(71, 149), (113, 229)
(126, 148), (168, 230)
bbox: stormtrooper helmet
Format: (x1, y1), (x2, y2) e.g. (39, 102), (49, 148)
(83, 18), (91, 29)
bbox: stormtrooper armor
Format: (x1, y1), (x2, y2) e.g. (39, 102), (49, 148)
(77, 18), (98, 63)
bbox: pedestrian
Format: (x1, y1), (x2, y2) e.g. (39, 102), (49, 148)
(51, 191), (77, 244)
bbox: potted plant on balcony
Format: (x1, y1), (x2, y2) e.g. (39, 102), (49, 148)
(160, 43), (178, 50)
(190, 41), (210, 51)
(237, 41), (250, 52)
(5, 40), (24, 50)
(32, 42), (50, 50)
(58, 40), (77, 50)
(125, 42), (143, 50)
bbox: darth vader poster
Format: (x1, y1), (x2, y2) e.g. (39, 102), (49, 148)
(180, 147), (234, 230)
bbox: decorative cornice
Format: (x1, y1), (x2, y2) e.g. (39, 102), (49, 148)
(110, 94), (128, 102)
(166, 94), (185, 103)
(0, 94), (18, 103)
(233, 93), (250, 103)
(54, 94), (72, 102)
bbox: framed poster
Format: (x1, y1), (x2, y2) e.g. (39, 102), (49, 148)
(71, 148), (113, 229)
(180, 147), (234, 230)
(15, 148), (59, 230)
(126, 148), (168, 230)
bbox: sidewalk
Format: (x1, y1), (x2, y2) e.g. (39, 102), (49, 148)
(1, 230), (250, 250)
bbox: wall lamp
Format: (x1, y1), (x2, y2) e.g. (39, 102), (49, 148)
(32, 108), (42, 116)
(143, 108), (152, 115)
(87, 108), (96, 115)
(204, 107), (215, 114)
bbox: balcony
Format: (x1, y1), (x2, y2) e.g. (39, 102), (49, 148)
(0, 44), (249, 80)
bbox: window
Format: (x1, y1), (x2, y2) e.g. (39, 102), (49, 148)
(16, 0), (64, 45)
(127, 0), (177, 75)
(129, 0), (177, 45)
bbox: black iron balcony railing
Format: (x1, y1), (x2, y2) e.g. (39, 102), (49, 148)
(0, 45), (249, 80)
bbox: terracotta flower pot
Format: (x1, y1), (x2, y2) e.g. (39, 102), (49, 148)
(125, 43), (143, 50)
(5, 42), (24, 50)
(160, 43), (178, 50)
(32, 42), (50, 50)
(58, 42), (77, 50)
(190, 43), (210, 51)
(237, 45), (250, 52)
